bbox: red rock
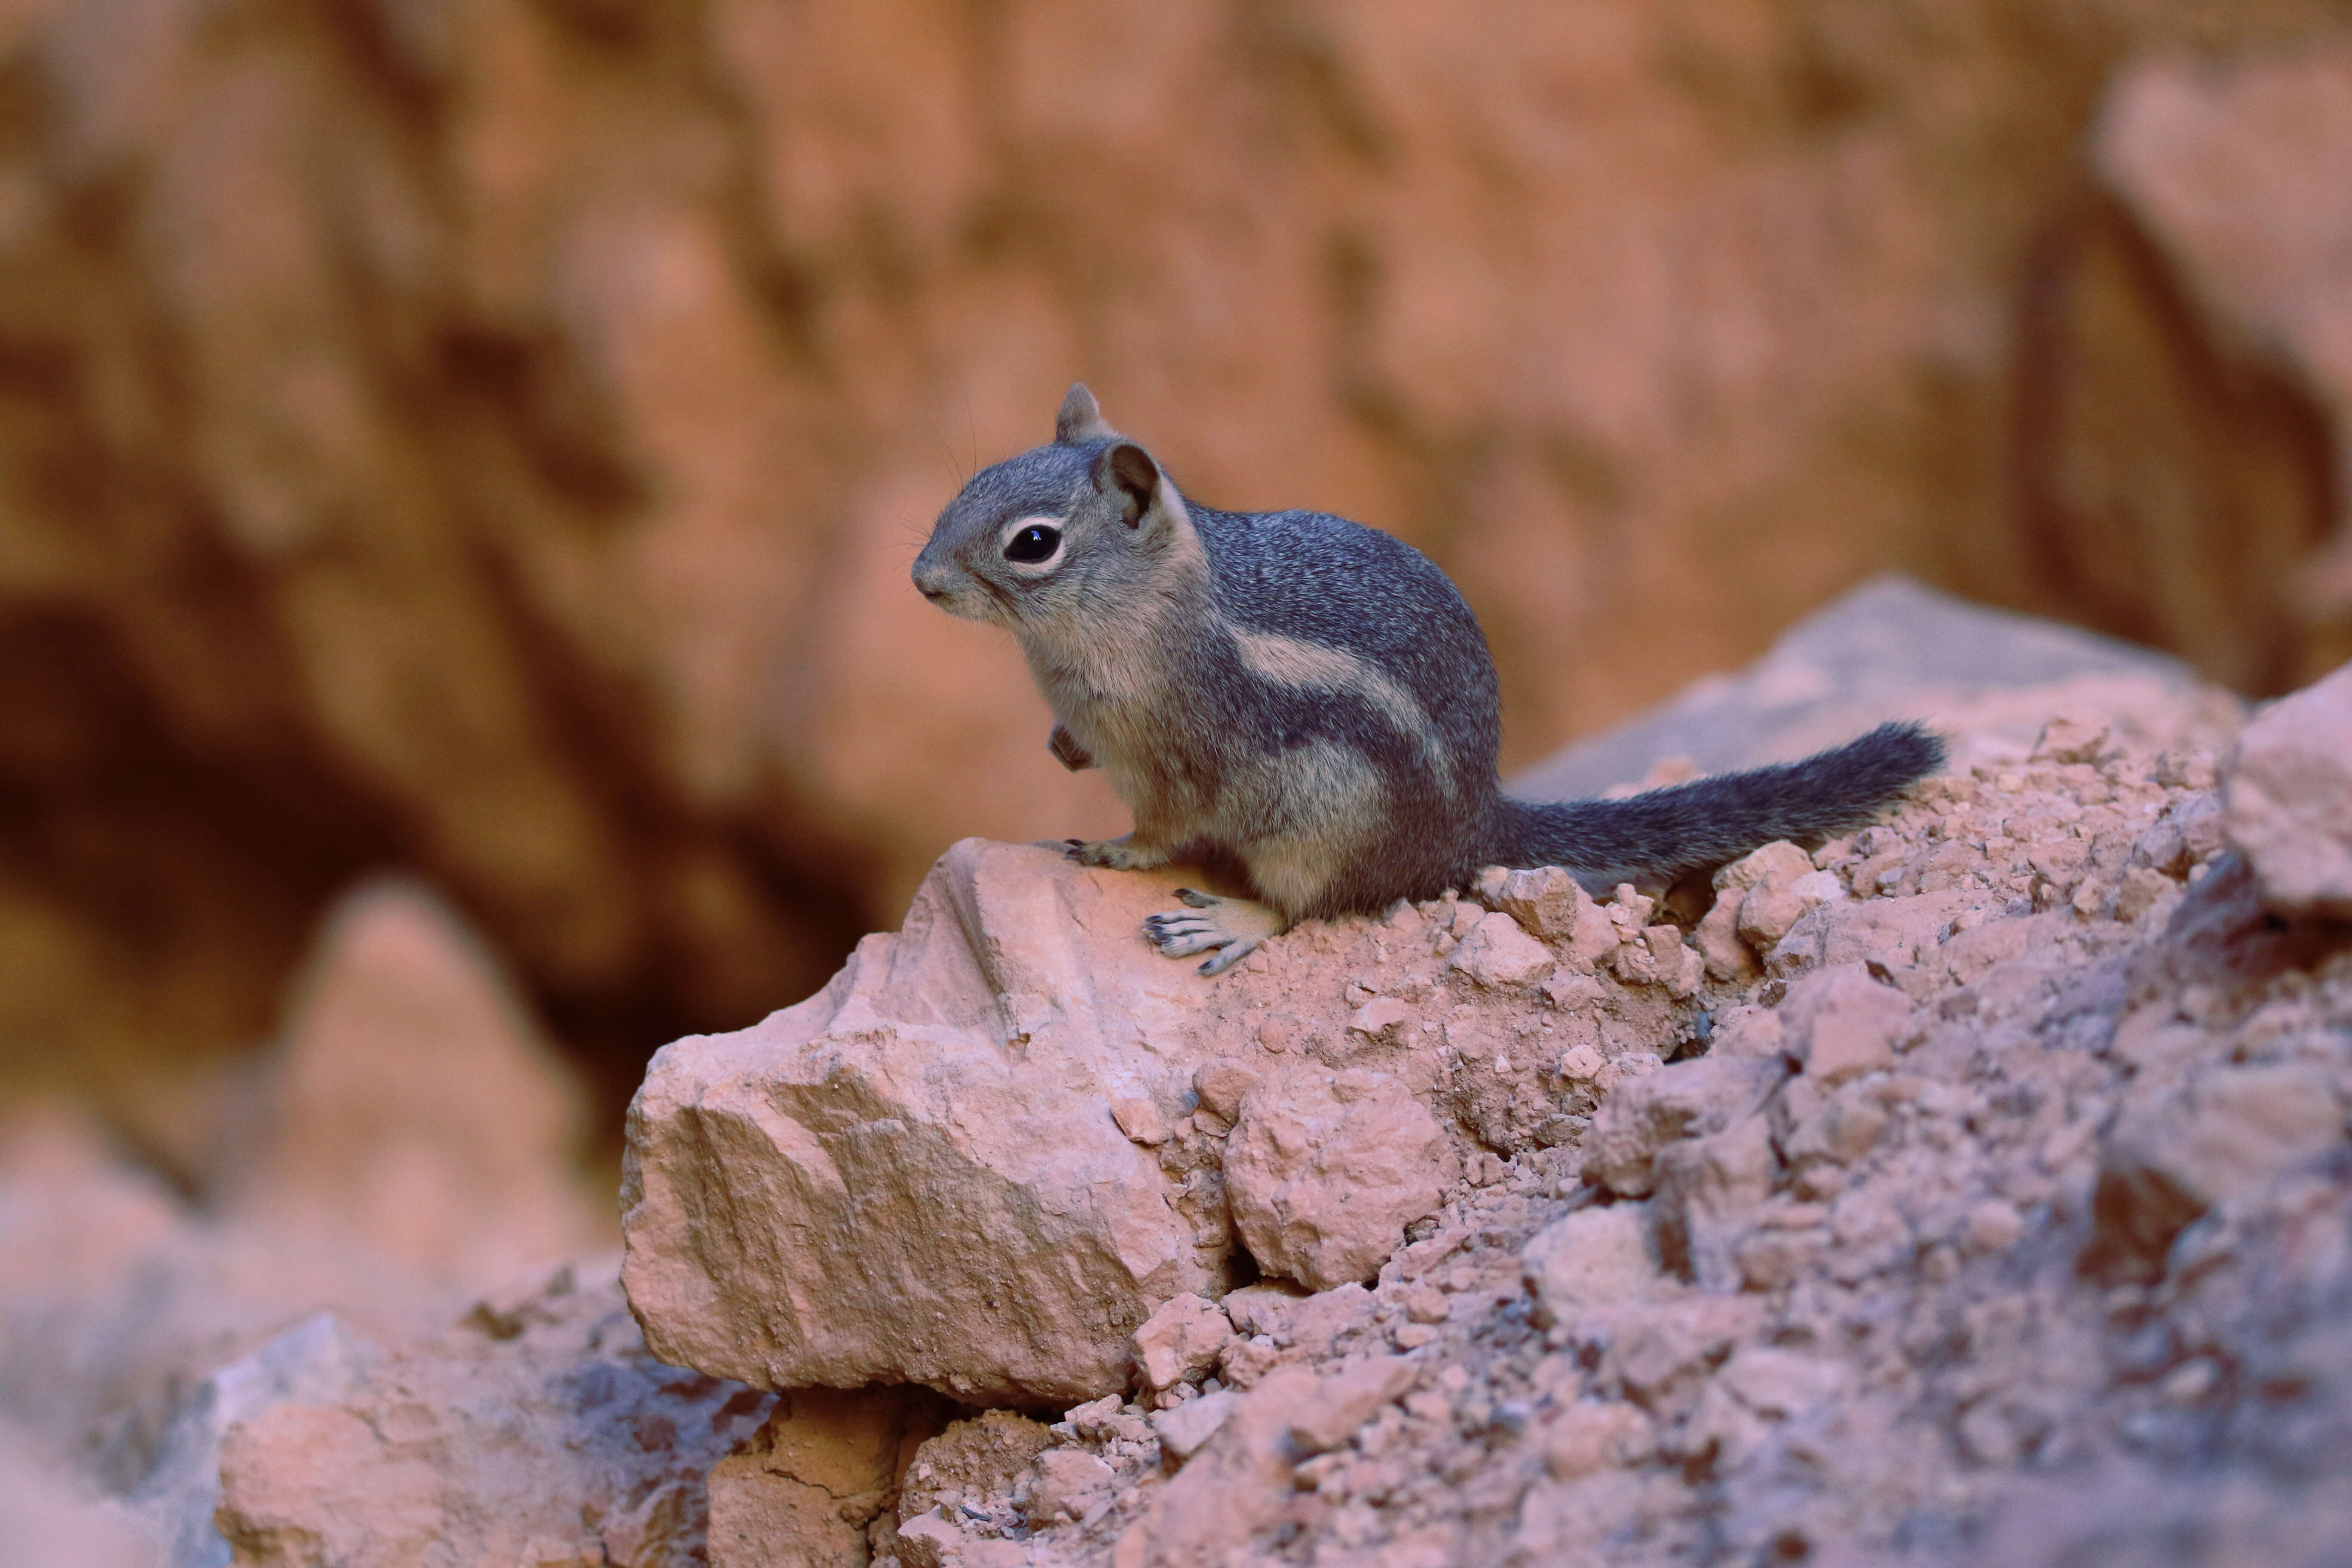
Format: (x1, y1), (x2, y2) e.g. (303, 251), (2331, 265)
(1779, 965), (1917, 1085)
(2225, 661), (2352, 917)
(1225, 1067), (1452, 1292)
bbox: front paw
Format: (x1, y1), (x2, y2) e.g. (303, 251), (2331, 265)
(1063, 837), (1158, 871)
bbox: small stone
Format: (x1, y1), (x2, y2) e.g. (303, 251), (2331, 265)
(1521, 1204), (1659, 1322)
(1133, 1292), (1234, 1391)
(1493, 866), (1607, 953)
(1710, 1009), (1785, 1060)
(1734, 843), (1834, 951)
(1345, 998), (1413, 1046)
(1449, 911), (1555, 989)
(1111, 1098), (1171, 1147)
(1225, 1069), (1452, 1291)
(1779, 965), (1915, 1085)
(1284, 1356), (1418, 1453)
(2156, 749), (2219, 791)
(1583, 1055), (1784, 1197)
(1218, 1336), (1281, 1391)
(1692, 893), (1759, 983)
(2031, 711), (2110, 765)
(1651, 1116), (1776, 1289)
(1773, 1078), (1890, 1171)
(1544, 971), (1605, 1008)
(1152, 1390), (1240, 1464)
(1960, 1200), (2025, 1257)
(1640, 925), (1703, 997)
(1540, 1401), (1652, 1479)
(1956, 1403), (2020, 1468)
(1733, 1225), (1827, 1291)
(1717, 1344), (1846, 1419)
(1399, 1284), (1449, 1325)
(1194, 1061), (1260, 1122)
(2160, 1358), (2219, 1406)
(1259, 1014), (1301, 1053)
(1555, 1044), (1605, 1081)
(1023, 1448), (1115, 1524)
(2114, 865), (2176, 922)
(2224, 661), (2352, 918)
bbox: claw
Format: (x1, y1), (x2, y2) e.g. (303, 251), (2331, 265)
(1175, 888), (1219, 909)
(1199, 937), (1261, 976)
(1141, 907), (1225, 957)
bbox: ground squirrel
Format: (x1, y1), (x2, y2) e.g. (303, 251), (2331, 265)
(913, 385), (1944, 974)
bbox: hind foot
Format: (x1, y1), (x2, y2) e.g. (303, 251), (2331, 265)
(1142, 889), (1283, 976)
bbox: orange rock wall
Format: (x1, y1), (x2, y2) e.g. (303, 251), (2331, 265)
(1, 0), (2346, 1104)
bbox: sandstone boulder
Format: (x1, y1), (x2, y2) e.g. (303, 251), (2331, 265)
(622, 840), (1238, 1405)
(224, 879), (612, 1286)
(2225, 661), (2352, 918)
(2093, 46), (2352, 677)
(213, 1269), (772, 1568)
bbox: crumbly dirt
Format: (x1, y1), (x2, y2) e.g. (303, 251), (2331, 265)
(882, 724), (2352, 1568)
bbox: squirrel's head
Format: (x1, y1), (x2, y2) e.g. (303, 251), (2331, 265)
(913, 383), (1203, 637)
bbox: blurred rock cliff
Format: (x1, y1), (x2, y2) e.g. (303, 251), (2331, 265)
(4, 0), (2352, 1112)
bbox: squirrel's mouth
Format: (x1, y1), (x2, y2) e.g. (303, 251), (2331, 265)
(914, 584), (1004, 627)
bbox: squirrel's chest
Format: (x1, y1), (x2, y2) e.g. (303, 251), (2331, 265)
(1023, 615), (1247, 802)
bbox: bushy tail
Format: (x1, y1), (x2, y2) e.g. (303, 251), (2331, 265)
(1489, 721), (1945, 890)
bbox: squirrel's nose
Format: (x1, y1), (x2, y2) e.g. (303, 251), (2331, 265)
(912, 559), (953, 602)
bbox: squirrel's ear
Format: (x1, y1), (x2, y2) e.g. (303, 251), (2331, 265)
(1054, 383), (1112, 445)
(1094, 441), (1161, 528)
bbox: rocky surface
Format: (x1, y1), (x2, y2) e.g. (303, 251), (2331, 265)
(2225, 662), (2352, 918)
(22, 621), (2352, 1564)
(0, 880), (619, 1566)
(8, 0), (2352, 1129)
(595, 658), (2352, 1568)
(621, 838), (1253, 1405)
(211, 1269), (776, 1568)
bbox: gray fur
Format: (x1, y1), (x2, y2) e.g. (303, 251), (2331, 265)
(913, 384), (1945, 965)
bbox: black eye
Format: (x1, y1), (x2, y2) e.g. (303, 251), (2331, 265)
(1004, 524), (1061, 564)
